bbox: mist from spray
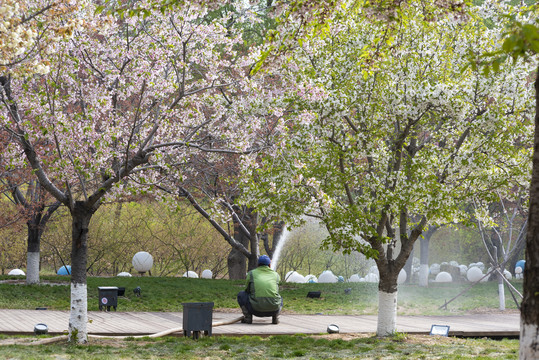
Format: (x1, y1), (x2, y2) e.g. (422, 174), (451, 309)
(270, 226), (290, 271)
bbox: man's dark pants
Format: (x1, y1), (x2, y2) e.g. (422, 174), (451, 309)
(237, 291), (283, 318)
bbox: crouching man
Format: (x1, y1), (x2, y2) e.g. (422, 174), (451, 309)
(237, 255), (282, 324)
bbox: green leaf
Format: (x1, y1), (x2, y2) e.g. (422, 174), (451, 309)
(250, 48), (272, 76)
(529, 39), (539, 54)
(502, 37), (516, 53)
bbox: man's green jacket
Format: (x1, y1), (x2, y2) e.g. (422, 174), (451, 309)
(246, 265), (282, 312)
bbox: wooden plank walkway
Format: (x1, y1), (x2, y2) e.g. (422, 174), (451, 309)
(0, 310), (519, 337)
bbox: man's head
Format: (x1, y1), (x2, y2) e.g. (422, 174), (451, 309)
(258, 255), (271, 267)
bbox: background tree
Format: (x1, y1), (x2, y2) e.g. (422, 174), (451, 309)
(417, 225), (439, 287)
(105, 0), (285, 280)
(275, 221), (373, 280)
(39, 200), (230, 277)
(473, 193), (528, 310)
(0, 212), (25, 274)
(2, 180), (60, 283)
(1, 133), (61, 284)
(472, 3), (539, 355)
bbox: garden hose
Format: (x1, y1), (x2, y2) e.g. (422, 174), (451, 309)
(4, 315), (245, 346)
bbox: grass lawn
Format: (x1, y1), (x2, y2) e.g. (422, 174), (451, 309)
(0, 275), (523, 315)
(0, 333), (519, 359)
(0, 275), (522, 359)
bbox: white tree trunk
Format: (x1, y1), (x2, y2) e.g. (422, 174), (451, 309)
(498, 282), (505, 311)
(520, 322), (539, 359)
(418, 264), (429, 287)
(68, 283), (88, 343)
(377, 290), (397, 336)
(26, 252), (40, 284)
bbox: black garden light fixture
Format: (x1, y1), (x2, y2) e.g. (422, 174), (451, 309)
(327, 324), (340, 333)
(34, 323), (48, 335)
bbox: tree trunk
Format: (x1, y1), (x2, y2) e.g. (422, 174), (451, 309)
(377, 290), (398, 336)
(403, 247), (414, 284)
(26, 221), (41, 285)
(375, 253), (400, 336)
(23, 194), (59, 285)
(497, 271), (506, 311)
(372, 214), (427, 336)
(227, 207), (260, 278)
(419, 236), (429, 287)
(269, 221), (285, 258)
(68, 202), (93, 344)
(377, 270), (398, 336)
(247, 212), (259, 272)
(419, 226), (437, 287)
(227, 215), (249, 280)
(520, 67), (539, 359)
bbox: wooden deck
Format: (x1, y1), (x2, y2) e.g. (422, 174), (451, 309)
(0, 309), (520, 337)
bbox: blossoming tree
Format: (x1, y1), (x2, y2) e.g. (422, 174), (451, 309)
(244, 1), (534, 336)
(1, 2), (264, 343)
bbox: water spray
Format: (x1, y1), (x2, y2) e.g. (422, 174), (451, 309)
(270, 226), (290, 271)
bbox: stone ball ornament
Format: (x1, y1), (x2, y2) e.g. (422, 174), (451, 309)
(132, 252), (153, 273)
(201, 269), (213, 279)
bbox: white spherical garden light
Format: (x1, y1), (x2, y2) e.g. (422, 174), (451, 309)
(8, 269), (25, 276)
(467, 266), (483, 282)
(182, 271), (199, 278)
(286, 271), (306, 283)
(132, 251), (153, 275)
(435, 271), (453, 283)
(318, 270), (338, 283)
(201, 269), (213, 279)
(397, 269), (407, 285)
